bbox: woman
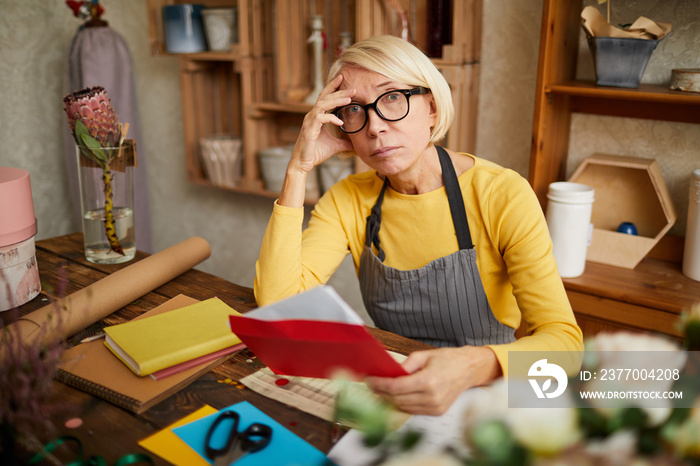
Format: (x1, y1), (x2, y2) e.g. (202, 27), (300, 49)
(254, 35), (583, 415)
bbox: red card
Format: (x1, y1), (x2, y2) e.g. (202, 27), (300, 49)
(228, 316), (408, 379)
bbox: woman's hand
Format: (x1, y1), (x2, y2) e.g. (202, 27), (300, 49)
(293, 74), (355, 173)
(278, 74), (355, 207)
(365, 346), (502, 416)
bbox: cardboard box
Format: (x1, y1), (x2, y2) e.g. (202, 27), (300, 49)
(568, 154), (677, 269)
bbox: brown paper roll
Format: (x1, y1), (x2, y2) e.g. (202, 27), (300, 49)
(5, 236), (211, 352)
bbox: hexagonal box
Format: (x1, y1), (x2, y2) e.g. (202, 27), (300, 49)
(568, 154), (677, 269)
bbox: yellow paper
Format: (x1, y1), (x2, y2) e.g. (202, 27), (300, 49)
(138, 405), (217, 465)
(103, 297), (242, 375)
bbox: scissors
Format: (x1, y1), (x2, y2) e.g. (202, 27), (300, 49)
(205, 410), (273, 466)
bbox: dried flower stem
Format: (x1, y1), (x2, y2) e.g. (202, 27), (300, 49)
(101, 168), (124, 255)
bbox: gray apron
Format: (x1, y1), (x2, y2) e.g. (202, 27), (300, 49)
(359, 146), (516, 347)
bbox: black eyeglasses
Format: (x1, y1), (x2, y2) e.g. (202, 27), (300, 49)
(333, 87), (431, 134)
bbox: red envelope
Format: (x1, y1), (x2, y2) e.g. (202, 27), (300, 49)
(228, 316), (408, 379)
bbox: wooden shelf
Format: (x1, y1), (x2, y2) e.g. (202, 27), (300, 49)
(188, 168), (322, 205)
(147, 0), (483, 203)
(564, 251), (697, 316)
(547, 81), (700, 104)
(167, 46), (243, 62)
(546, 80), (700, 124)
(530, 0), (698, 340)
(189, 176), (304, 202)
(563, 255), (699, 341)
(252, 101), (314, 114)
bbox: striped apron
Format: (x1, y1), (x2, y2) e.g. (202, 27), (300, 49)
(359, 146), (516, 347)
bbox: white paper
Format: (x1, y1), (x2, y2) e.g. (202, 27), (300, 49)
(328, 388), (478, 465)
(243, 286), (365, 325)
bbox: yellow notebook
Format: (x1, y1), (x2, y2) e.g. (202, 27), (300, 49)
(103, 297), (242, 376)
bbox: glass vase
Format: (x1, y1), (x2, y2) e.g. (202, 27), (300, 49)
(75, 143), (136, 264)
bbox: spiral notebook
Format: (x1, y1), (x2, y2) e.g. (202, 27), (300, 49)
(55, 295), (243, 414)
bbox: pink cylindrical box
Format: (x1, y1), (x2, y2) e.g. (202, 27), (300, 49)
(0, 167), (41, 311)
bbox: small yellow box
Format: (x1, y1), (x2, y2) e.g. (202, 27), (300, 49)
(568, 154), (677, 269)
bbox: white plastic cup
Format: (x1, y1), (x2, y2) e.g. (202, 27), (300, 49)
(546, 182), (595, 278)
(682, 169), (700, 282)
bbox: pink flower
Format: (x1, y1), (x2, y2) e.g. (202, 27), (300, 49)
(63, 86), (121, 147)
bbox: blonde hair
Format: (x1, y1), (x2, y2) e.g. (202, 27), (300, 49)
(328, 35), (454, 144)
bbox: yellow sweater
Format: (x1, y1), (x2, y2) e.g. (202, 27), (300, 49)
(254, 154), (583, 375)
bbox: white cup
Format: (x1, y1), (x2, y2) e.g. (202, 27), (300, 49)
(546, 182), (595, 278)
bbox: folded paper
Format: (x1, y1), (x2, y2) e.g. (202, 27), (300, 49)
(139, 405), (218, 466)
(581, 6), (672, 40)
(228, 286), (408, 379)
(172, 401), (333, 465)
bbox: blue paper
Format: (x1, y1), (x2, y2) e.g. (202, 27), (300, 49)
(172, 401), (334, 466)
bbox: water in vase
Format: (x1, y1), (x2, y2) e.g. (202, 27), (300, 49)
(82, 206), (136, 264)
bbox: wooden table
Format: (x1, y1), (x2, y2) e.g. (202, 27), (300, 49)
(6, 233), (432, 464)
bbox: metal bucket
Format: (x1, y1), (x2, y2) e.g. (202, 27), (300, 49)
(587, 35), (661, 88)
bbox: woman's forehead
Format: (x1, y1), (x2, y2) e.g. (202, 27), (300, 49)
(338, 67), (402, 90)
